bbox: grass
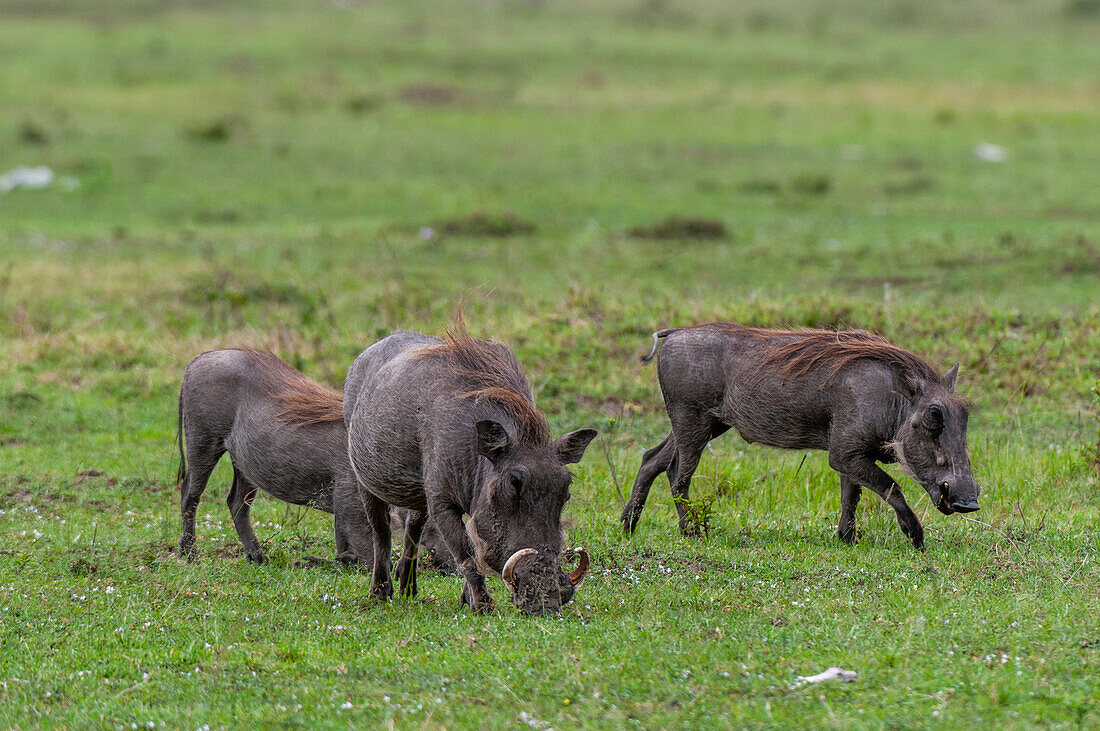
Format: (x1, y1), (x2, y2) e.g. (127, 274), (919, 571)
(1, 0), (1099, 727)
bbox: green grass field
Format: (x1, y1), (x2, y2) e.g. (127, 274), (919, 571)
(2, 0), (1099, 726)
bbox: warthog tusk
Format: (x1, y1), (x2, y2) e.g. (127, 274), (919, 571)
(568, 547), (590, 588)
(501, 548), (537, 591)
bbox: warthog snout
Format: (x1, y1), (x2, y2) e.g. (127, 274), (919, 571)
(940, 481), (980, 514)
(951, 498), (980, 513)
(501, 547), (590, 616)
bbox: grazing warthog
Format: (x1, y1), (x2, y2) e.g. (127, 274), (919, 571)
(176, 349), (352, 564)
(340, 330), (598, 615)
(621, 324), (980, 549)
(177, 349), (449, 570)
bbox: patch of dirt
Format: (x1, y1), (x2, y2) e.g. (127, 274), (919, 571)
(883, 176), (935, 195)
(626, 217), (727, 241)
(76, 469), (104, 478)
(574, 394), (646, 415)
(835, 275), (920, 289)
(209, 542), (245, 560)
(1055, 234), (1100, 275)
(438, 212), (536, 237)
(400, 84), (461, 107)
(738, 178), (782, 194)
(183, 116), (245, 143)
(69, 558), (98, 576)
(791, 174), (831, 196)
(0, 438), (25, 447)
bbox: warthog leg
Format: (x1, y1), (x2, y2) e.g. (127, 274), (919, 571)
(360, 490), (394, 601)
(620, 431), (674, 535)
(178, 435), (224, 561)
(832, 456), (924, 551)
(431, 498), (493, 614)
(396, 510), (428, 598)
(667, 408), (729, 537)
(837, 476), (862, 545)
(227, 467), (266, 564)
(334, 475), (374, 567)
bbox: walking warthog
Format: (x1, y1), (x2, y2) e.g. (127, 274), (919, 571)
(176, 349), (351, 564)
(621, 324), (980, 549)
(340, 330), (597, 615)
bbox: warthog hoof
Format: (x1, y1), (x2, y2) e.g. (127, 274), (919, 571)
(460, 580), (493, 614)
(396, 556), (418, 598)
(370, 575), (394, 602)
(178, 538), (198, 562)
(678, 521), (704, 538)
(619, 503), (641, 535)
(294, 555), (332, 569)
(246, 551), (268, 565)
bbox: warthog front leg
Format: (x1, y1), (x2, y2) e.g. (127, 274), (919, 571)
(430, 499), (493, 614)
(831, 457), (924, 550)
(837, 476), (862, 545)
(396, 510), (428, 598)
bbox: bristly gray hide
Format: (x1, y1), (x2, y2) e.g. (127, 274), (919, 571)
(339, 330), (597, 615)
(621, 324), (979, 550)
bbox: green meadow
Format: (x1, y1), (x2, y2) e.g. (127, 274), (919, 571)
(1, 0), (1098, 726)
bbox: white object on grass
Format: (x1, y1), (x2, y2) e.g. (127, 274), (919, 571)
(0, 166), (54, 193)
(793, 666), (858, 687)
(973, 142), (1008, 162)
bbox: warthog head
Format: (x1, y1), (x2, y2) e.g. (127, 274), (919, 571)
(891, 362), (981, 515)
(467, 420), (598, 615)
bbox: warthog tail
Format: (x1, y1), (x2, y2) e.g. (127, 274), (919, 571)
(640, 328), (680, 364)
(175, 386), (186, 489)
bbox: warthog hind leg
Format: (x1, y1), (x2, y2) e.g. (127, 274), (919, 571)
(667, 410), (727, 537)
(361, 490), (394, 601)
(620, 431), (674, 535)
(837, 476), (862, 545)
(178, 437), (224, 561)
(227, 467), (266, 564)
(396, 510), (428, 598)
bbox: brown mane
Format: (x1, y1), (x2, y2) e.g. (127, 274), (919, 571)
(414, 327), (550, 443)
(241, 350), (344, 427)
(748, 326), (941, 380)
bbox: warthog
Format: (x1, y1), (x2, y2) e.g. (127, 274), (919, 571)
(177, 349), (455, 572)
(621, 324), (980, 549)
(339, 330), (597, 615)
(177, 349), (350, 564)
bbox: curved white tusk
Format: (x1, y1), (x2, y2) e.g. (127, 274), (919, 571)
(501, 548), (538, 591)
(567, 547), (590, 588)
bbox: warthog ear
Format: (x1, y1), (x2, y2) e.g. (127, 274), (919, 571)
(475, 419), (514, 466)
(942, 361), (960, 393)
(554, 428), (598, 465)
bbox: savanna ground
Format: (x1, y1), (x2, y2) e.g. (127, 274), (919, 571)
(1, 0), (1099, 727)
